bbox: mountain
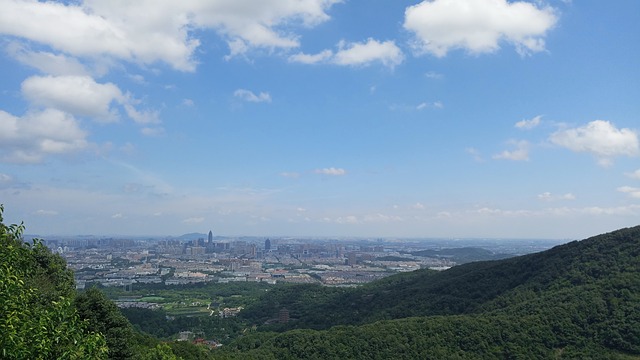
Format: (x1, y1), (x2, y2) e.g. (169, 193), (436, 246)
(408, 246), (514, 263)
(221, 226), (640, 359)
(176, 232), (208, 241)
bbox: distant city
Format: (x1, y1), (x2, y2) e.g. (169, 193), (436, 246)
(30, 231), (566, 296)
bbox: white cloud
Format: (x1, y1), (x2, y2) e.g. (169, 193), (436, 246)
(412, 202), (426, 210)
(626, 169), (640, 180)
(182, 99), (195, 107)
(124, 104), (160, 124)
(22, 75), (123, 122)
(537, 192), (576, 201)
(190, 0), (340, 58)
(416, 101), (443, 110)
(314, 167), (346, 176)
(0, 0), (196, 71)
(288, 49), (333, 64)
(111, 213), (123, 219)
(290, 38), (404, 68)
(515, 115), (542, 130)
(0, 173), (12, 183)
(617, 186), (640, 199)
(549, 120), (639, 166)
(0, 0), (341, 70)
(7, 42), (89, 76)
(0, 109), (88, 163)
(20, 75), (160, 126)
(333, 38), (404, 68)
(493, 140), (530, 161)
(404, 0), (557, 57)
(35, 209), (58, 216)
(234, 89), (272, 103)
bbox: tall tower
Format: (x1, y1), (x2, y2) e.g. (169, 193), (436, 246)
(208, 230), (213, 244)
(264, 238), (271, 251)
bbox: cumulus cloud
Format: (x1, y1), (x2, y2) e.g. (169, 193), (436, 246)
(19, 75), (160, 127)
(123, 104), (160, 124)
(22, 75), (123, 122)
(549, 120), (639, 166)
(234, 89), (272, 103)
(515, 115), (542, 130)
(0, 0), (340, 69)
(404, 0), (557, 57)
(0, 0), (196, 71)
(333, 38), (404, 67)
(314, 167), (346, 176)
(617, 186), (640, 199)
(0, 109), (88, 163)
(288, 50), (333, 64)
(493, 140), (530, 161)
(289, 38), (404, 68)
(7, 42), (90, 76)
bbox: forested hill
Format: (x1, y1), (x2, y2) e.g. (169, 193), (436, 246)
(240, 225), (640, 328)
(224, 226), (640, 358)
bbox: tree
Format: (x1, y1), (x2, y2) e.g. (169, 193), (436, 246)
(0, 204), (108, 359)
(75, 288), (137, 360)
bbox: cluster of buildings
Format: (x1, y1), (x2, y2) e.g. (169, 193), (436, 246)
(43, 232), (459, 291)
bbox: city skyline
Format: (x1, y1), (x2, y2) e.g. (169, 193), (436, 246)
(0, 0), (639, 239)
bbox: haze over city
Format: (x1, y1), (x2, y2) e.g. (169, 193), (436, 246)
(0, 0), (638, 239)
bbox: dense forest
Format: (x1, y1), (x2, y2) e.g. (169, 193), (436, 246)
(219, 225), (640, 358)
(1, 204), (639, 359)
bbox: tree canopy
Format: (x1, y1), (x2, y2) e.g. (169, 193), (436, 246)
(0, 205), (108, 359)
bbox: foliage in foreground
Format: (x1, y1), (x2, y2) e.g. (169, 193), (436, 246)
(0, 205), (108, 359)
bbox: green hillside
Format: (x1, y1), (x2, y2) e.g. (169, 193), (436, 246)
(223, 226), (640, 358)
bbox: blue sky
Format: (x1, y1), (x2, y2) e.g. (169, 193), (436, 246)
(0, 0), (639, 239)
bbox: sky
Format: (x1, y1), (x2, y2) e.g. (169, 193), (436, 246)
(0, 0), (639, 239)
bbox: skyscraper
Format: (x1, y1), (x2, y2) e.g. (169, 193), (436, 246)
(264, 238), (271, 251)
(208, 230), (213, 244)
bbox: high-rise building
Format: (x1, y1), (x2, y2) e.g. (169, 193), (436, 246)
(279, 308), (289, 323)
(264, 238), (271, 251)
(347, 252), (357, 266)
(208, 230), (213, 244)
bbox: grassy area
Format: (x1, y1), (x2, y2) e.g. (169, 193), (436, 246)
(138, 296), (165, 302)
